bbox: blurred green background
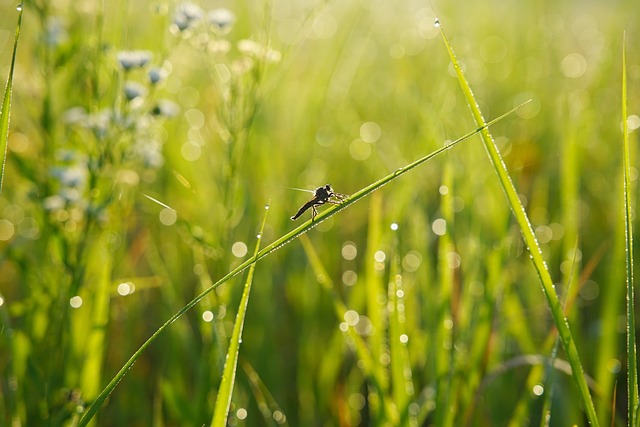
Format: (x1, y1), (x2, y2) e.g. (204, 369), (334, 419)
(0, 0), (639, 425)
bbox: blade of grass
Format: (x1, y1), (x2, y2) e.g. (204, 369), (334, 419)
(76, 105), (524, 426)
(387, 253), (417, 426)
(538, 250), (579, 427)
(241, 360), (290, 426)
(436, 19), (599, 426)
(435, 161), (456, 427)
(78, 232), (112, 400)
(363, 191), (389, 420)
(211, 202), (270, 427)
(621, 33), (639, 426)
(0, 3), (24, 192)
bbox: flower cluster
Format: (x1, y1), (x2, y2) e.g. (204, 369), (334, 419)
(116, 50), (153, 70)
(48, 45), (180, 224)
(171, 3), (236, 35)
(44, 150), (89, 218)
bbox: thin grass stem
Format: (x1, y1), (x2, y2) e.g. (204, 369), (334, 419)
(0, 4), (23, 192)
(621, 33), (639, 426)
(210, 202), (270, 426)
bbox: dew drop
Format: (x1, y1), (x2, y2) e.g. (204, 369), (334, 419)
(256, 233), (262, 239)
(69, 296), (83, 308)
(434, 18), (440, 27)
(17, 3), (23, 11)
(532, 384), (544, 396)
(264, 204), (270, 210)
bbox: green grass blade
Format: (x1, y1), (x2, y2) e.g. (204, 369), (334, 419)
(0, 3), (24, 192)
(78, 233), (112, 401)
(210, 203), (270, 427)
(621, 33), (639, 426)
(436, 19), (600, 426)
(240, 360), (290, 426)
(77, 107), (521, 426)
(363, 191), (390, 419)
(435, 162), (456, 427)
(387, 253), (416, 426)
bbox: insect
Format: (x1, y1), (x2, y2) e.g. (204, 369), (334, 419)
(290, 184), (347, 221)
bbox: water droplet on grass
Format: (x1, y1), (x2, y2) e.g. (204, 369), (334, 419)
(434, 18), (440, 27)
(17, 3), (23, 11)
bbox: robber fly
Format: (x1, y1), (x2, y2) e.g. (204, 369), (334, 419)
(290, 184), (347, 221)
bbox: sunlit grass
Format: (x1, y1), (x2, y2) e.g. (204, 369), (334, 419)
(211, 202), (270, 427)
(0, 1), (639, 426)
(0, 3), (22, 191)
(621, 34), (639, 427)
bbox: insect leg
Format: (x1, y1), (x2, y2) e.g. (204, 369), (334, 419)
(327, 192), (347, 204)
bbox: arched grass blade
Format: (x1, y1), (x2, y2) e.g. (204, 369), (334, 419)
(210, 203), (270, 427)
(436, 19), (600, 426)
(240, 360), (290, 426)
(0, 3), (24, 192)
(77, 106), (521, 426)
(621, 33), (639, 426)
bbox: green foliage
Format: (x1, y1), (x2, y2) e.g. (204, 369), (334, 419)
(0, 1), (639, 426)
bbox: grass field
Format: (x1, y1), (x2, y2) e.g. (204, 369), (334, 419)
(1, 0), (640, 426)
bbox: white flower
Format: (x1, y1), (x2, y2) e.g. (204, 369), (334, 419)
(43, 195), (65, 211)
(152, 100), (180, 118)
(237, 39), (261, 56)
(148, 67), (167, 84)
(134, 138), (164, 169)
(237, 39), (281, 63)
(57, 165), (88, 188)
(173, 3), (203, 32)
(63, 107), (88, 125)
(86, 110), (112, 138)
(117, 50), (153, 70)
(208, 8), (235, 34)
(45, 17), (68, 46)
(59, 188), (83, 203)
(124, 81), (147, 101)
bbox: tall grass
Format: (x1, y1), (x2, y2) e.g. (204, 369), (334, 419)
(0, 3), (22, 191)
(0, 1), (639, 426)
(621, 35), (639, 427)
